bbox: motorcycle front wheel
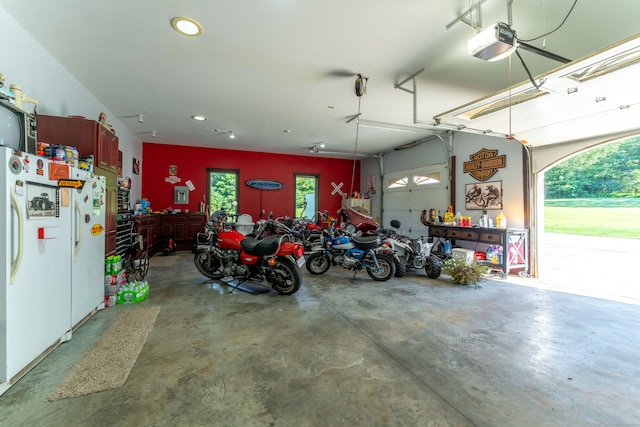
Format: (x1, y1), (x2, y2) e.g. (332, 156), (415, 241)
(194, 249), (224, 279)
(305, 252), (331, 275)
(269, 257), (302, 295)
(367, 254), (396, 281)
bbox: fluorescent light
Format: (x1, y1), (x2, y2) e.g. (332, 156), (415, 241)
(357, 123), (418, 133)
(171, 17), (203, 37)
(191, 114), (207, 121)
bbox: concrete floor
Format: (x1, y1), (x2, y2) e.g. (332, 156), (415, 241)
(2, 251), (640, 427)
(540, 233), (640, 303)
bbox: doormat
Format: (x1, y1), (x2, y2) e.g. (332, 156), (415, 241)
(46, 305), (161, 401)
(150, 255), (177, 268)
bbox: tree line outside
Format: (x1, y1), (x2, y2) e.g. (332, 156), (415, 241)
(544, 137), (640, 239)
(545, 137), (639, 199)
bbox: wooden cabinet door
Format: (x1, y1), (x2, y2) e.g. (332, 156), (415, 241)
(188, 216), (206, 238)
(105, 186), (118, 256)
(97, 125), (118, 171)
(117, 150), (123, 177)
(109, 135), (119, 170)
(174, 222), (187, 240)
(161, 222), (173, 239)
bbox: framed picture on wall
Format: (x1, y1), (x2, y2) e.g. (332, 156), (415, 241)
(465, 181), (502, 210)
(133, 158), (140, 175)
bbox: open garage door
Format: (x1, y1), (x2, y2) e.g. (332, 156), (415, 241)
(382, 163), (450, 238)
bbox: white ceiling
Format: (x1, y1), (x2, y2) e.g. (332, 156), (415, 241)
(2, 0), (639, 158)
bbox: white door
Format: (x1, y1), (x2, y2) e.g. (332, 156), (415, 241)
(382, 164), (449, 238)
(70, 170), (106, 329)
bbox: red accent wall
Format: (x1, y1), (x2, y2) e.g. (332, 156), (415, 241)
(141, 143), (360, 219)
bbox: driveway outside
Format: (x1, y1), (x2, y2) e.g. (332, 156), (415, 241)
(508, 233), (640, 304)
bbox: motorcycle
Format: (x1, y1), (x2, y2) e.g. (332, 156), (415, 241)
(305, 228), (396, 281)
(379, 220), (442, 278)
(193, 210), (306, 295)
(339, 207), (378, 236)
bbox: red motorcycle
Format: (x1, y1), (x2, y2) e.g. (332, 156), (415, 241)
(194, 210), (305, 295)
(339, 207), (378, 236)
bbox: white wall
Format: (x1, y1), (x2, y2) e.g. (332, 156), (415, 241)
(0, 6), (142, 202)
(451, 132), (526, 229)
(362, 131), (526, 230)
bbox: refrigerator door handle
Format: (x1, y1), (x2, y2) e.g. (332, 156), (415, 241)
(74, 199), (83, 260)
(10, 187), (24, 284)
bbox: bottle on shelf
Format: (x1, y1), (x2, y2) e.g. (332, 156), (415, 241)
(480, 210), (488, 227)
(496, 211), (507, 229)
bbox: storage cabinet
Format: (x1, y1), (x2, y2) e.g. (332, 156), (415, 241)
(429, 225), (529, 277)
(128, 214), (206, 255)
(136, 216), (160, 255)
(92, 167), (118, 256)
(39, 115), (120, 256)
(160, 214), (206, 251)
(38, 115), (119, 172)
(115, 219), (133, 257)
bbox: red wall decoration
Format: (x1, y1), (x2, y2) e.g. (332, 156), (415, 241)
(141, 143), (360, 219)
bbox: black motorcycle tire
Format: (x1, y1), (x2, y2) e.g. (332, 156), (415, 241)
(194, 249), (225, 279)
(270, 257), (302, 295)
(394, 259), (407, 277)
(366, 254), (396, 281)
(425, 255), (442, 278)
(305, 252), (331, 275)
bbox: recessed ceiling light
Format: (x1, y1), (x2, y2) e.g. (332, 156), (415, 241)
(191, 114), (207, 121)
(171, 17), (203, 37)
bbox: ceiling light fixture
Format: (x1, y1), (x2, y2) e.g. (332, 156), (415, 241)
(191, 114), (207, 121)
(214, 128), (235, 138)
(138, 114), (144, 123)
(310, 143), (326, 153)
(171, 17), (203, 37)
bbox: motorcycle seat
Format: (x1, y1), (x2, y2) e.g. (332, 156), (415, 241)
(241, 235), (280, 256)
(352, 235), (381, 250)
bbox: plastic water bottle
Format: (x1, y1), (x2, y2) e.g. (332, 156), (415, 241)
(119, 283), (136, 304)
(443, 240), (452, 255)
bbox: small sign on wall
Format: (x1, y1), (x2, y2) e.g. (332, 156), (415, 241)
(463, 148), (506, 181)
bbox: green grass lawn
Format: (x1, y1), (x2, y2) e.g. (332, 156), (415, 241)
(544, 198), (640, 239)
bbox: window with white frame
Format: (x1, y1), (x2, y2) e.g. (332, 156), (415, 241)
(385, 164), (447, 192)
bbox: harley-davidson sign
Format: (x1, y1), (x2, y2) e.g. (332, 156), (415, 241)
(463, 148), (506, 181)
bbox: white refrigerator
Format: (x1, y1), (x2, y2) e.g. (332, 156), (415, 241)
(70, 168), (106, 330)
(0, 147), (72, 394)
